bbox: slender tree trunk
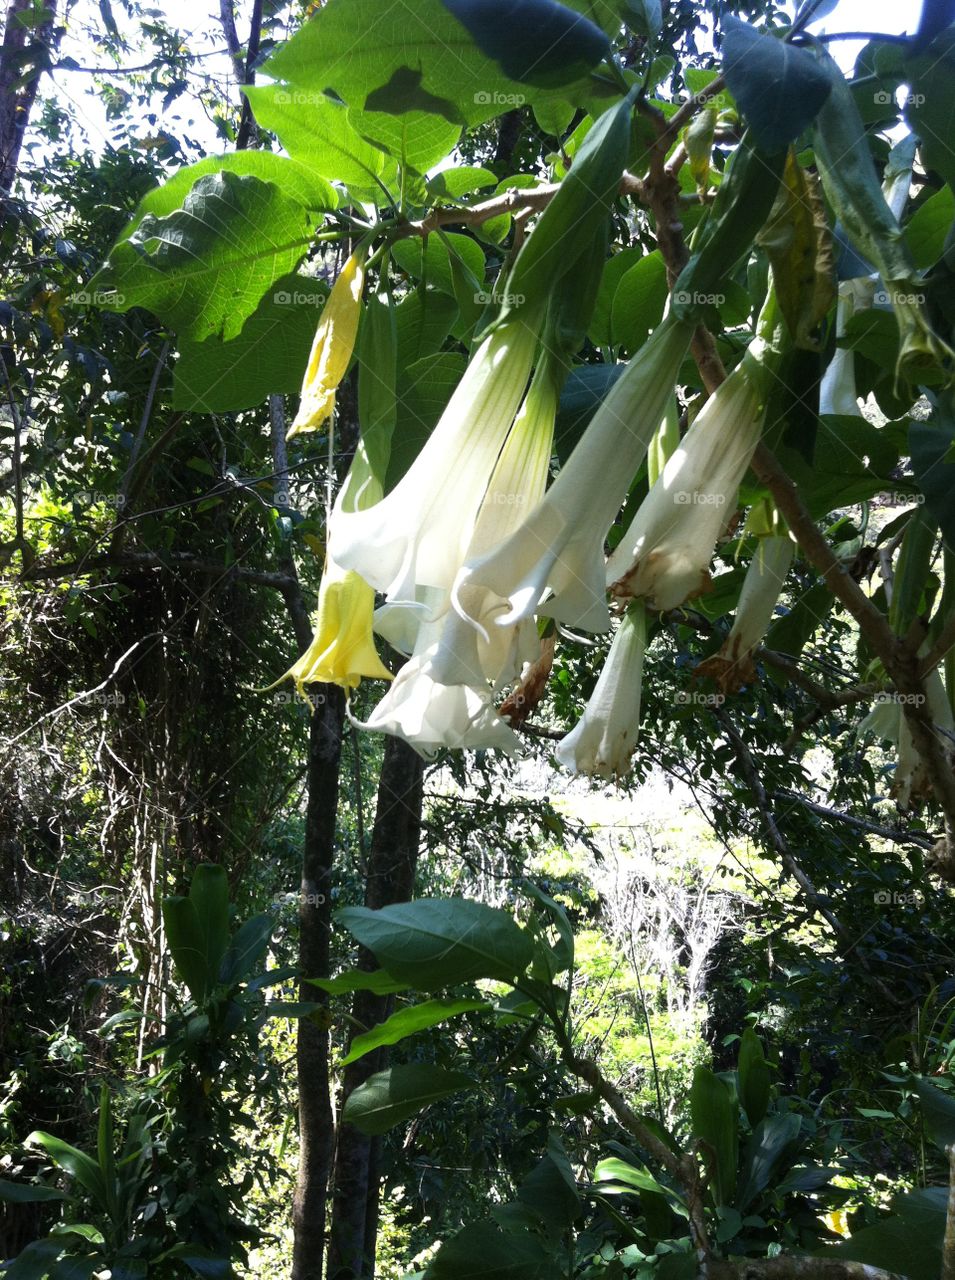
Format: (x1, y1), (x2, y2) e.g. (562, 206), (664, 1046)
(293, 683), (347, 1280)
(327, 736), (424, 1280)
(0, 0), (57, 194)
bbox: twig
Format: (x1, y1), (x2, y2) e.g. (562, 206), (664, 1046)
(772, 791), (936, 849)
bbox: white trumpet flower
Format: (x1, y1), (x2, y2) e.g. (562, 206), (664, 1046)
(556, 602), (647, 779)
(356, 359), (560, 756)
(453, 315), (693, 641)
(858, 670), (955, 810)
(696, 534), (794, 692)
(329, 313), (541, 604)
(606, 339), (770, 612)
(819, 277), (876, 417)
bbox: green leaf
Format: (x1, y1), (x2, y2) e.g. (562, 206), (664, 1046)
(625, 0), (662, 41)
(24, 1132), (108, 1206)
(0, 1178), (71, 1203)
(113, 151), (336, 245)
(341, 997), (489, 1064)
(391, 234), (486, 299)
(258, 0), (583, 129)
(336, 898), (534, 989)
(690, 1066), (737, 1206)
(911, 406), (955, 551)
(736, 1112), (801, 1211)
(350, 106), (460, 174)
(442, 0), (610, 88)
(395, 288), (459, 369)
(94, 171), (320, 341)
(915, 1077), (955, 1149)
(308, 968), (410, 997)
(517, 1134), (581, 1230)
(610, 250), (669, 351)
(342, 1064), (474, 1134)
(737, 1028), (771, 1128)
(721, 17), (831, 153)
(765, 581), (834, 659)
(587, 245), (644, 347)
(427, 166), (498, 200)
(772, 415), (901, 517)
(219, 913), (275, 986)
(244, 85), (399, 201)
(0, 1238), (70, 1280)
(389, 351), (467, 488)
(162, 864), (230, 1003)
(594, 1156), (677, 1202)
(905, 29), (955, 191)
(173, 272), (328, 413)
(825, 1185), (946, 1279)
(426, 1220), (552, 1278)
(906, 186), (955, 270)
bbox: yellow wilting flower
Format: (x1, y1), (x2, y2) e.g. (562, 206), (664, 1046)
(286, 250), (364, 440)
(282, 555), (393, 693)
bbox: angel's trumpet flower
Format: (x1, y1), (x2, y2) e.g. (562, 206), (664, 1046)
(696, 534), (794, 693)
(329, 312), (542, 605)
(356, 357), (559, 756)
(556, 602), (647, 779)
(286, 251), (364, 439)
(819, 277), (876, 417)
(452, 315), (693, 640)
(857, 669), (955, 809)
(606, 338), (771, 612)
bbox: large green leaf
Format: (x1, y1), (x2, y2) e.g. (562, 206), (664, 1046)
(915, 1076), (955, 1149)
(349, 106), (460, 174)
(426, 1220), (552, 1278)
(391, 234), (486, 299)
(173, 272), (329, 413)
(905, 29), (955, 191)
(0, 1178), (71, 1203)
(910, 407), (955, 551)
(259, 0), (589, 129)
(342, 1064), (473, 1134)
(389, 351), (467, 488)
(517, 1135), (581, 1230)
(737, 1028), (771, 1128)
(587, 245), (644, 347)
(219, 913), (275, 986)
(0, 1237), (71, 1280)
(336, 898), (534, 989)
(308, 968), (410, 997)
(736, 1112), (800, 1211)
(689, 1067), (737, 1206)
(341, 997), (489, 1065)
(162, 864), (230, 1003)
(721, 17), (831, 153)
(906, 185), (955, 270)
(23, 1133), (108, 1206)
(610, 250), (668, 351)
(244, 85), (400, 200)
(94, 171), (320, 342)
(772, 415), (901, 517)
(113, 151), (336, 245)
(825, 1185), (946, 1279)
(442, 0), (610, 87)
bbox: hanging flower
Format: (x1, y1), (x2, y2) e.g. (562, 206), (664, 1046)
(819, 277), (875, 417)
(452, 316), (693, 643)
(354, 355), (561, 756)
(605, 339), (770, 613)
(286, 251), (365, 439)
(556, 601), (647, 779)
(857, 670), (955, 810)
(696, 534), (794, 693)
(329, 313), (542, 606)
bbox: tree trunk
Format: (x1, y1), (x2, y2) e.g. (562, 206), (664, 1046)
(0, 0), (57, 194)
(292, 683), (346, 1280)
(327, 736), (424, 1280)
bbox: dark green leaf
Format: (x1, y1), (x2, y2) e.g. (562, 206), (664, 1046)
(427, 1220), (552, 1278)
(442, 0), (610, 87)
(337, 899), (534, 989)
(911, 406), (955, 551)
(219, 913), (274, 986)
(722, 18), (831, 153)
(736, 1112), (801, 1211)
(737, 1028), (771, 1128)
(0, 1178), (70, 1203)
(23, 1133), (107, 1206)
(690, 1066), (737, 1206)
(341, 998), (489, 1064)
(342, 1064), (474, 1134)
